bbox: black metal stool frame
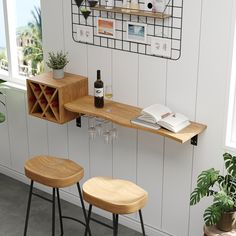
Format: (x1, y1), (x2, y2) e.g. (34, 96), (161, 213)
(84, 204), (146, 236)
(23, 180), (91, 236)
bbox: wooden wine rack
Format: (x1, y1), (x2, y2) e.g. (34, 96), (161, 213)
(27, 72), (88, 124)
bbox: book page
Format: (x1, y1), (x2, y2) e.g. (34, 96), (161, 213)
(158, 113), (190, 132)
(141, 104), (172, 122)
(159, 113), (189, 127)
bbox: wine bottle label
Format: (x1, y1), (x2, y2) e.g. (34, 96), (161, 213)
(95, 88), (103, 97)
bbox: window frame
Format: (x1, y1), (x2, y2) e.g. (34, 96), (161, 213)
(0, 0), (42, 86)
(224, 1), (236, 151)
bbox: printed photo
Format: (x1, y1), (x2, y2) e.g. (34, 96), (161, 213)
(97, 18), (115, 38)
(127, 22), (147, 43)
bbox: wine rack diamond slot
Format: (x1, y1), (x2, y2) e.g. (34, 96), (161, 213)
(27, 72), (88, 124)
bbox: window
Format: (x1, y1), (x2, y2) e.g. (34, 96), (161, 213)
(0, 0), (43, 83)
(225, 11), (236, 150)
(0, 0), (8, 76)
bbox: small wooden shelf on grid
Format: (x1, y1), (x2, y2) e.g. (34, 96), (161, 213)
(64, 96), (207, 144)
(90, 5), (171, 19)
(27, 72), (88, 124)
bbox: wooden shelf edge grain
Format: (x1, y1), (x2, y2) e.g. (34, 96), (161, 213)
(91, 5), (171, 19)
(64, 96), (207, 144)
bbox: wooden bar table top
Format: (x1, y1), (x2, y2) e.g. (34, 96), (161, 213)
(204, 225), (236, 236)
(64, 95), (207, 144)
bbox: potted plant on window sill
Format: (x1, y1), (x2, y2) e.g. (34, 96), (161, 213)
(190, 153), (236, 232)
(46, 51), (69, 79)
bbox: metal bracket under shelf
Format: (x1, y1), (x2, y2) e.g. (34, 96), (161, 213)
(76, 116), (82, 127)
(190, 135), (198, 146)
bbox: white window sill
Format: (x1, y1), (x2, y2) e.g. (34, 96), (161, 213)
(0, 74), (27, 91)
(224, 141), (236, 154)
(2, 81), (26, 91)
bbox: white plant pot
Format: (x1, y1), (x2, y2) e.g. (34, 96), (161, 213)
(53, 69), (64, 79)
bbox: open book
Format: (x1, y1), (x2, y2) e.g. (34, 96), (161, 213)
(131, 104), (190, 133)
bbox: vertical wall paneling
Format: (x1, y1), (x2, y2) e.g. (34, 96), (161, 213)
(6, 89), (29, 173)
(162, 141), (193, 236)
(47, 122), (71, 193)
(0, 0), (234, 235)
(137, 132), (164, 229)
(162, 0), (203, 234)
(112, 51), (138, 106)
(138, 56), (167, 107)
(189, 1), (234, 235)
(137, 55), (167, 228)
(68, 117), (90, 195)
(87, 46), (113, 177)
(47, 123), (68, 157)
(112, 125), (137, 183)
(26, 114), (48, 157)
(62, 0), (88, 77)
(87, 46), (112, 95)
(112, 50), (139, 220)
(0, 89), (11, 167)
(89, 125), (113, 177)
(41, 0), (65, 64)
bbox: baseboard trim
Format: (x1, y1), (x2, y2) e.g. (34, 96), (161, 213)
(0, 165), (171, 236)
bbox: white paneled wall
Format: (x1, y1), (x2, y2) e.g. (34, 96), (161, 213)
(0, 0), (235, 235)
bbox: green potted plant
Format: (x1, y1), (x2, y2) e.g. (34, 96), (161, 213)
(0, 91), (5, 123)
(46, 51), (69, 79)
(80, 7), (91, 19)
(190, 153), (236, 232)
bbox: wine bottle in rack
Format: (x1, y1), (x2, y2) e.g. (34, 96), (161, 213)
(94, 70), (104, 108)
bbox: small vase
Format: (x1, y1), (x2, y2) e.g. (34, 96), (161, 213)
(81, 9), (91, 19)
(216, 211), (236, 232)
(75, 0), (84, 8)
(88, 0), (98, 7)
(53, 69), (64, 79)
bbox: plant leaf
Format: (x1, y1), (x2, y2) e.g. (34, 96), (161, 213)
(0, 112), (5, 123)
(190, 187), (215, 205)
(224, 153), (236, 178)
(204, 204), (222, 226)
(197, 168), (219, 188)
(213, 191), (235, 211)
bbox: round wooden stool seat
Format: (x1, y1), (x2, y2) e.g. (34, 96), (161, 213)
(24, 155), (84, 188)
(82, 176), (148, 214)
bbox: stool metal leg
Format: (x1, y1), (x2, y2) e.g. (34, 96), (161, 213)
(84, 204), (92, 236)
(139, 210), (146, 236)
(113, 214), (118, 236)
(56, 189), (64, 235)
(24, 180), (34, 236)
(116, 215), (119, 234)
(77, 183), (91, 236)
(52, 188), (56, 236)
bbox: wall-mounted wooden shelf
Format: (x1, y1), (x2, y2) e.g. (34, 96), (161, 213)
(64, 96), (207, 144)
(72, 0), (183, 60)
(91, 6), (171, 19)
(27, 72), (88, 124)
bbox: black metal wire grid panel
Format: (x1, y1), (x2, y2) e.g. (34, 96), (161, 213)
(71, 0), (183, 60)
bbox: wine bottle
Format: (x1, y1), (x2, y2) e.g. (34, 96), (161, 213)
(94, 70), (104, 108)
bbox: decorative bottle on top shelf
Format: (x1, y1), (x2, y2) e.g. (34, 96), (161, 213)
(94, 70), (104, 108)
(130, 0), (139, 12)
(105, 0), (114, 9)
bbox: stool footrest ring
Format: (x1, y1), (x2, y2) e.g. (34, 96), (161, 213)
(61, 216), (87, 227)
(90, 217), (114, 230)
(32, 192), (53, 203)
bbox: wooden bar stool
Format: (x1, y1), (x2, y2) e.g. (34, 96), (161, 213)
(23, 155), (91, 236)
(82, 176), (148, 236)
